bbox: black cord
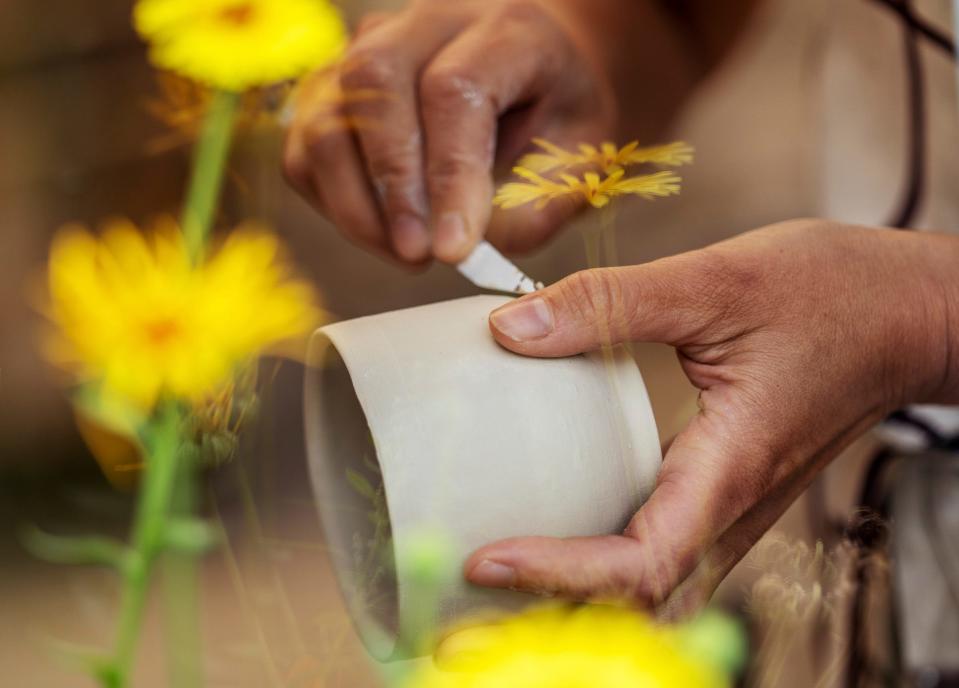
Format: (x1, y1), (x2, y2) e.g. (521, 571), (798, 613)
(866, 0), (958, 229)
(844, 451), (901, 688)
(869, 0), (958, 58)
(919, 460), (959, 620)
(888, 0), (927, 229)
(886, 409), (948, 445)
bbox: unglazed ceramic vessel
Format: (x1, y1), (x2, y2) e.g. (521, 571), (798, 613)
(305, 295), (661, 660)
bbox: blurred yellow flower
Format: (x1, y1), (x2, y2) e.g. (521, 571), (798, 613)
(46, 219), (321, 411)
(494, 167), (682, 210)
(407, 604), (728, 688)
(518, 138), (694, 174)
(134, 0), (348, 92)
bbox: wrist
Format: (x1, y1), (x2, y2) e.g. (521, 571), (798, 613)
(901, 231), (959, 405)
(924, 234), (959, 404)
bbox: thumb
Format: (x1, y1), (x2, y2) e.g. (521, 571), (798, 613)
(488, 256), (717, 357)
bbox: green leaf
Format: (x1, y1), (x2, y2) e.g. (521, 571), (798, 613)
(345, 468), (376, 500)
(21, 525), (129, 570)
(678, 609), (750, 677)
(164, 518), (220, 554)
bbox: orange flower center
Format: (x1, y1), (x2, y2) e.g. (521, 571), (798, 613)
(144, 317), (183, 348)
(218, 2), (257, 26)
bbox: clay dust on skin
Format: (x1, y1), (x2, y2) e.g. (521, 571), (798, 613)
(449, 76), (488, 111)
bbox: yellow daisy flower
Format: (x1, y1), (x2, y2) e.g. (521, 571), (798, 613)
(518, 138), (694, 175)
(406, 604), (728, 688)
(494, 167), (682, 210)
(134, 0), (348, 92)
(46, 219), (321, 411)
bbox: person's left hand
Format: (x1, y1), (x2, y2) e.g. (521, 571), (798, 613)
(463, 220), (959, 614)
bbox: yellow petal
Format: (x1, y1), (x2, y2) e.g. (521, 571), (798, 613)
(134, 0), (349, 92)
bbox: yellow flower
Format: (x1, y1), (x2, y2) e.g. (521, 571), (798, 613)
(134, 0), (348, 92)
(518, 138), (694, 174)
(406, 604), (728, 688)
(494, 167), (682, 210)
(46, 219), (321, 411)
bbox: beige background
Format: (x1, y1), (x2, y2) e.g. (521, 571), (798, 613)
(0, 0), (956, 685)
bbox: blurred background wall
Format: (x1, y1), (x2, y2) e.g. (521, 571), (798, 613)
(3, 0), (958, 467)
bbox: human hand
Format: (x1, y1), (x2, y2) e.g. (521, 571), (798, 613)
(283, 0), (698, 264)
(465, 221), (959, 612)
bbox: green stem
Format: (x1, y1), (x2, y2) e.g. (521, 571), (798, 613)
(162, 453), (202, 688)
(104, 407), (182, 688)
(182, 90), (239, 262)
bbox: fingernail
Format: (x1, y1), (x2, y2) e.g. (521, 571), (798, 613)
(434, 212), (469, 260)
(468, 560), (516, 588)
(490, 298), (554, 342)
(392, 215), (430, 261)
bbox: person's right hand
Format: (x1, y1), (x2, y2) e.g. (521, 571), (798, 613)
(283, 0), (699, 265)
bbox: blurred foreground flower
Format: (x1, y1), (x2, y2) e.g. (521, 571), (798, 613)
(405, 604), (733, 688)
(46, 219), (320, 412)
(134, 0), (347, 92)
(494, 167), (682, 210)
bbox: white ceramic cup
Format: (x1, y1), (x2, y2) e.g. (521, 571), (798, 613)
(305, 295), (661, 660)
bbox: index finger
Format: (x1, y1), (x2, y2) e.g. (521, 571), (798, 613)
(418, 6), (567, 263)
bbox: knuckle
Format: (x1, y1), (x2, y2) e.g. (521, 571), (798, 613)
(419, 66), (487, 110)
(341, 48), (399, 92)
(374, 176), (426, 217)
(557, 269), (633, 334)
(367, 156), (416, 187)
(426, 152), (480, 182)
